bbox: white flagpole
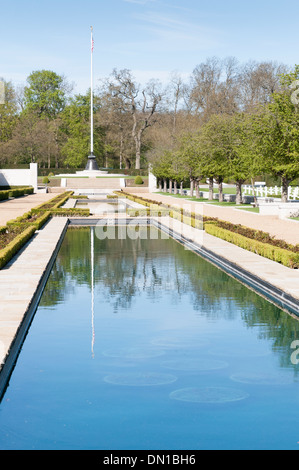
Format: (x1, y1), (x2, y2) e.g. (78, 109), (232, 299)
(85, 26), (99, 171)
(90, 26), (94, 155)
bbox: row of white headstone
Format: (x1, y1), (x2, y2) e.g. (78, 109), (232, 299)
(242, 185), (299, 200)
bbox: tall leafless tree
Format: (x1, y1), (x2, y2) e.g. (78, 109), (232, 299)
(239, 60), (288, 111)
(109, 69), (163, 170)
(189, 56), (241, 119)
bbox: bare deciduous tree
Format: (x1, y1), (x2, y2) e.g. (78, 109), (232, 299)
(189, 56), (241, 119)
(239, 60), (288, 110)
(109, 69), (163, 169)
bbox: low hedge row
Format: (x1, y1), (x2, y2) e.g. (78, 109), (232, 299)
(50, 208), (90, 217)
(205, 224), (299, 269)
(127, 208), (169, 217)
(6, 211), (52, 231)
(0, 225), (37, 269)
(0, 190), (11, 201)
(30, 191), (74, 213)
(0, 186), (34, 201)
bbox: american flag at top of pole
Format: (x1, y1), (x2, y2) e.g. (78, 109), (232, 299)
(91, 26), (94, 53)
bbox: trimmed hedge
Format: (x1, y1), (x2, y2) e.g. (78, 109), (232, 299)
(203, 219), (299, 253)
(127, 208), (169, 217)
(6, 210), (52, 230)
(6, 211), (33, 226)
(169, 209), (203, 229)
(31, 211), (52, 229)
(205, 223), (299, 269)
(0, 192), (80, 269)
(0, 186), (34, 202)
(30, 191), (74, 213)
(9, 187), (34, 198)
(0, 225), (37, 269)
(50, 208), (90, 217)
(0, 190), (11, 201)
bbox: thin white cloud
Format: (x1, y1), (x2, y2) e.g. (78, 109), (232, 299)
(130, 11), (225, 53)
(123, 0), (156, 4)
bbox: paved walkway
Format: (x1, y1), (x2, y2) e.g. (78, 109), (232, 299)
(0, 217), (68, 374)
(131, 192), (299, 246)
(0, 193), (55, 226)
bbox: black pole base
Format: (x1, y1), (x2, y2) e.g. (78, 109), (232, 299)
(85, 153), (99, 171)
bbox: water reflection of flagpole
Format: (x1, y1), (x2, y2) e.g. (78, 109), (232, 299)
(91, 226), (95, 358)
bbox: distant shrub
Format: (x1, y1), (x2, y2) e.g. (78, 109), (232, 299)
(134, 175), (144, 185)
(42, 176), (50, 184)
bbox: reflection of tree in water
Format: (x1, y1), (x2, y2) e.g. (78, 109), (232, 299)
(95, 236), (193, 312)
(39, 227), (90, 307)
(39, 261), (76, 307)
(40, 227), (299, 372)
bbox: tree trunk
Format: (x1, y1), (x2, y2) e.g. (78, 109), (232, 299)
(208, 177), (214, 201)
(169, 179), (173, 194)
(251, 178), (257, 206)
(217, 178), (224, 202)
(180, 181), (183, 196)
(158, 179), (162, 191)
(135, 149), (141, 170)
(163, 178), (167, 192)
(125, 157), (131, 170)
(134, 131), (142, 170)
(195, 180), (200, 199)
(190, 178), (194, 198)
(174, 180), (177, 194)
(119, 132), (124, 170)
(281, 176), (290, 203)
(236, 180), (243, 204)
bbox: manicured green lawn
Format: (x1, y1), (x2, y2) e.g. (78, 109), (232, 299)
(200, 187), (237, 195)
(236, 206), (260, 213)
(155, 191), (260, 211)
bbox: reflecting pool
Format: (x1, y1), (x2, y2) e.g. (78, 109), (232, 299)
(0, 226), (299, 450)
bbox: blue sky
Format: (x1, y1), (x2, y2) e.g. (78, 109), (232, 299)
(1, 0), (299, 94)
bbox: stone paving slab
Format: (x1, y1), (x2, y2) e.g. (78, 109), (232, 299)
(0, 217), (68, 368)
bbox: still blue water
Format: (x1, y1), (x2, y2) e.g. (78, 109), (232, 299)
(0, 226), (299, 450)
